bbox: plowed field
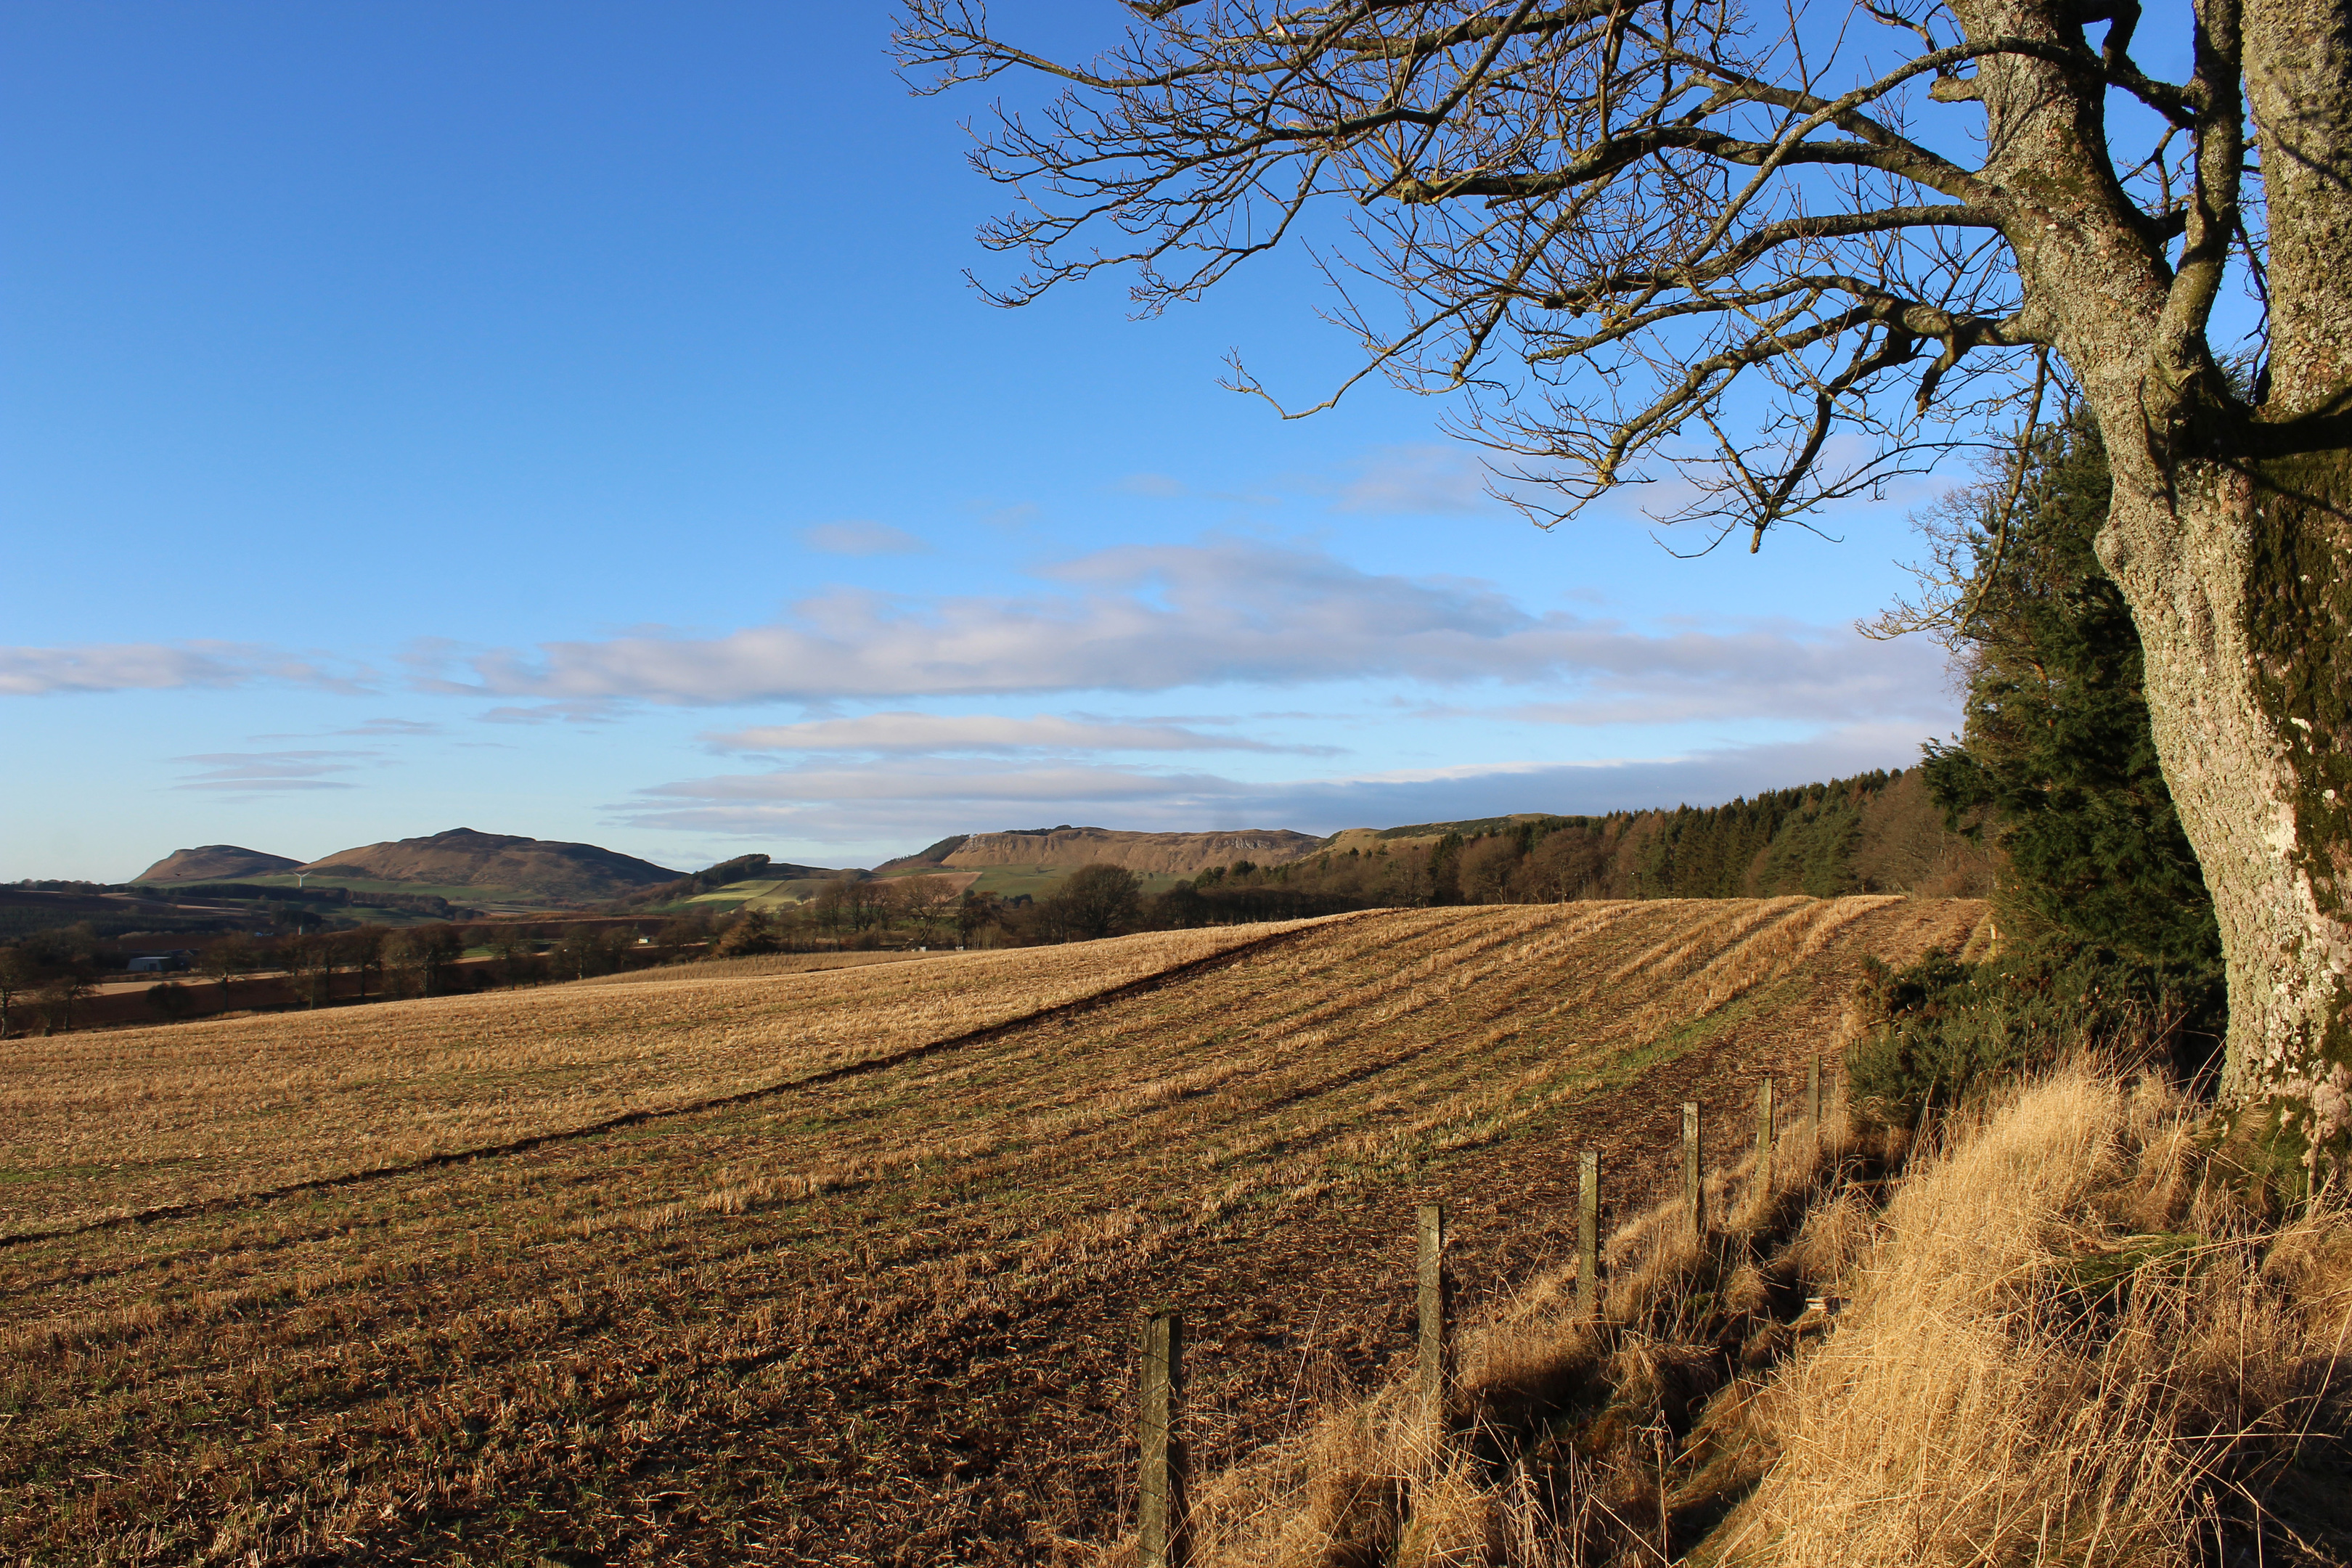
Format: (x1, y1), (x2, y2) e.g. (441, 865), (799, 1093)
(0, 897), (1983, 1565)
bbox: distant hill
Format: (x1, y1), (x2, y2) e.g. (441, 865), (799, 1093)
(605, 852), (859, 911)
(294, 828), (683, 906)
(1320, 814), (1568, 854)
(882, 825), (1323, 878)
(134, 845), (302, 883)
(864, 768), (1988, 923)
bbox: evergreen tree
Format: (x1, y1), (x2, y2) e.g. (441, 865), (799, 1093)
(1855, 410), (2226, 1114)
(1920, 412), (2221, 968)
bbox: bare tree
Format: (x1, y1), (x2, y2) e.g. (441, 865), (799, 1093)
(340, 924), (389, 1000)
(36, 969), (96, 1034)
(714, 907), (785, 957)
(896, 875), (968, 941)
(899, 0), (2352, 1157)
(812, 876), (899, 934)
(282, 934), (335, 1009)
(199, 934), (258, 1003)
(0, 947), (35, 1039)
(384, 924), (463, 997)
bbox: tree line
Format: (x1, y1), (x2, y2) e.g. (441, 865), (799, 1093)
(685, 783), (1993, 956)
(1144, 769), (1988, 926)
(0, 918), (697, 1037)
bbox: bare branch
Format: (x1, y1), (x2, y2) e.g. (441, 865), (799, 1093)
(897, 0), (2254, 543)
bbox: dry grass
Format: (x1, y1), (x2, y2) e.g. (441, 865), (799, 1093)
(1713, 1068), (2352, 1567)
(576, 948), (955, 985)
(0, 897), (1980, 1564)
(0, 922), (1308, 1233)
(1169, 1063), (2352, 1568)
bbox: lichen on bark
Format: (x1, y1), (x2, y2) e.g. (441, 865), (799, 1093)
(2099, 418), (2352, 1183)
(2239, 433), (2352, 1170)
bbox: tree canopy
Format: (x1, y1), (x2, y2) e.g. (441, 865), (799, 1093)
(1848, 413), (2229, 1115)
(899, 0), (2352, 1143)
(1919, 410), (2219, 968)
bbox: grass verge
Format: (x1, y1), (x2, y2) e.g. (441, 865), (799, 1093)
(1163, 1063), (2352, 1567)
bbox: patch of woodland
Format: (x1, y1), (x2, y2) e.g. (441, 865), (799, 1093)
(1159, 767), (1991, 924)
(0, 910), (728, 1037)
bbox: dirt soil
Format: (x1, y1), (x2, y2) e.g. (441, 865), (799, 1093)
(746, 906), (1977, 1565)
(0, 898), (1982, 1567)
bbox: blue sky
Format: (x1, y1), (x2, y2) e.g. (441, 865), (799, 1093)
(1, 1), (1970, 880)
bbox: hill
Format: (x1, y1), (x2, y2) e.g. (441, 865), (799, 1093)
(291, 827), (682, 906)
(0, 898), (1985, 1559)
(881, 824), (1324, 876)
(0, 883), (256, 942)
(605, 852), (860, 912)
(865, 769), (1985, 907)
(131, 844), (301, 883)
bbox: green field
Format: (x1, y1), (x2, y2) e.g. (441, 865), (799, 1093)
(684, 865), (1188, 911)
(218, 873), (540, 911)
(682, 876), (843, 910)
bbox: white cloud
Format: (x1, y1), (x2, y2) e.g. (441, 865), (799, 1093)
(414, 539), (1949, 729)
(169, 750), (378, 792)
(978, 501), (1042, 531)
(1115, 473), (1188, 498)
(1332, 444), (1495, 515)
(706, 711), (1309, 755)
(343, 717), (441, 736)
(1492, 628), (1950, 726)
(476, 700), (624, 726)
(645, 759), (1233, 806)
(798, 520), (931, 556)
(1, 544), (1953, 767)
(620, 759), (1249, 841)
(0, 642), (364, 697)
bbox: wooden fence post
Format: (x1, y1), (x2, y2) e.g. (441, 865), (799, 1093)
(1577, 1150), (1601, 1318)
(1417, 1203), (1450, 1429)
(1682, 1102), (1702, 1234)
(1807, 1053), (1822, 1136)
(1139, 1310), (1188, 1568)
(1755, 1078), (1776, 1197)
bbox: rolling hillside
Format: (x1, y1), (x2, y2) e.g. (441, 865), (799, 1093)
(884, 825), (1324, 876)
(286, 827), (683, 906)
(0, 897), (1983, 1562)
(131, 844), (302, 883)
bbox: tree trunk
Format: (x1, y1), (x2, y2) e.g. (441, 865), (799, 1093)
(2094, 436), (2352, 1175)
(2007, 0), (2352, 1180)
(2242, 0), (2352, 414)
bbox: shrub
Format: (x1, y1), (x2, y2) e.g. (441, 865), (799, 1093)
(1848, 937), (2223, 1121)
(146, 983), (197, 1021)
(712, 908), (782, 957)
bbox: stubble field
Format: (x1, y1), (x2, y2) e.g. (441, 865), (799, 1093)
(0, 897), (1983, 1565)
